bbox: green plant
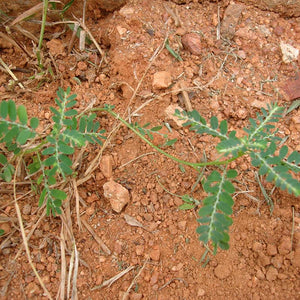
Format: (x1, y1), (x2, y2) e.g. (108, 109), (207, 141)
(0, 87), (105, 216)
(101, 103), (300, 256)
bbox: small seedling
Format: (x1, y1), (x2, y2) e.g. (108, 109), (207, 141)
(0, 87), (105, 216)
(102, 102), (300, 256)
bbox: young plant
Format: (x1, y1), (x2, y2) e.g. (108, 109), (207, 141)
(102, 103), (300, 256)
(0, 87), (105, 216)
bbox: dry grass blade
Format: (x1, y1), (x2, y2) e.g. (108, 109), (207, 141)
(0, 57), (24, 89)
(122, 258), (149, 300)
(59, 228), (67, 300)
(13, 158), (53, 299)
(92, 266), (135, 290)
(10, 1), (61, 26)
(72, 178), (82, 230)
(81, 218), (111, 255)
(71, 244), (79, 300)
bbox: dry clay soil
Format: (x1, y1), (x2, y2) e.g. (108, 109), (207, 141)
(0, 0), (300, 299)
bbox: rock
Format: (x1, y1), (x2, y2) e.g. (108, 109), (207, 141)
(100, 155), (113, 179)
(252, 241), (263, 252)
(135, 245), (144, 256)
(46, 39), (65, 56)
(214, 264), (231, 279)
(150, 270), (159, 285)
(278, 236), (292, 255)
(238, 0), (300, 17)
(152, 71), (172, 89)
(22, 203), (31, 215)
(281, 73), (300, 101)
(280, 41), (299, 63)
(266, 244), (277, 256)
(221, 3), (245, 39)
(258, 253), (271, 267)
(164, 105), (185, 129)
(98, 0), (127, 12)
(266, 266), (278, 281)
(103, 180), (130, 213)
(181, 33), (202, 55)
(178, 220), (187, 231)
(197, 288), (206, 297)
(130, 293), (143, 300)
(149, 245), (160, 261)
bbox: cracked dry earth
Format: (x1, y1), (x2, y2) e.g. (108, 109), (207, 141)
(0, 0), (300, 299)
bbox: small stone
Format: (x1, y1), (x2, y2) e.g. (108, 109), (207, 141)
(221, 3), (245, 39)
(266, 266), (278, 281)
(178, 220), (187, 231)
(281, 74), (300, 101)
(98, 0), (127, 12)
(256, 269), (265, 280)
(22, 204), (31, 215)
(46, 39), (65, 56)
(135, 245), (144, 256)
(197, 288), (206, 297)
(149, 245), (160, 261)
(271, 255), (283, 269)
(266, 244), (277, 256)
(152, 71), (172, 89)
(150, 270), (159, 285)
(119, 6), (134, 17)
(236, 108), (248, 119)
(85, 206), (95, 216)
(280, 41), (299, 63)
(25, 282), (40, 297)
(77, 61), (87, 71)
(171, 262), (184, 272)
(214, 264), (231, 279)
(251, 99), (267, 109)
(114, 240), (123, 255)
(237, 50), (246, 59)
(129, 293), (143, 300)
(103, 180), (130, 213)
(181, 33), (202, 55)
(100, 155), (113, 179)
(258, 253), (271, 267)
(252, 241), (263, 252)
(278, 236), (292, 255)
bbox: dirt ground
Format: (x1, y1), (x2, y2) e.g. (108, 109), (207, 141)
(0, 0), (300, 299)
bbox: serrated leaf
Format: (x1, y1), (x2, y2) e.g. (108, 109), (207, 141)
(17, 105), (28, 125)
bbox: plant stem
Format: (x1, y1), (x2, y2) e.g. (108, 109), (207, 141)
(37, 0), (49, 68)
(95, 107), (243, 170)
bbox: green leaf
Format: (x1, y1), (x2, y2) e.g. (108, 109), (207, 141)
(17, 105), (28, 125)
(0, 101), (8, 118)
(8, 100), (17, 121)
(39, 188), (47, 207)
(0, 154), (7, 165)
(151, 126), (162, 132)
(165, 38), (183, 61)
(50, 189), (67, 200)
(179, 203), (195, 210)
(16, 129), (32, 145)
(42, 147), (56, 155)
(44, 156), (56, 167)
(164, 138), (177, 147)
(210, 116), (218, 130)
(58, 141), (74, 154)
(30, 117), (39, 129)
(64, 109), (77, 117)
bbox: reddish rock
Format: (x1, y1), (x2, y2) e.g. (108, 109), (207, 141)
(278, 236), (292, 255)
(266, 266), (278, 281)
(100, 155), (113, 179)
(266, 244), (278, 256)
(152, 71), (172, 89)
(281, 74), (300, 101)
(214, 264), (231, 279)
(149, 245), (160, 261)
(182, 33), (202, 55)
(103, 180), (130, 213)
(164, 105), (185, 129)
(46, 39), (65, 56)
(221, 3), (245, 39)
(98, 0), (127, 12)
